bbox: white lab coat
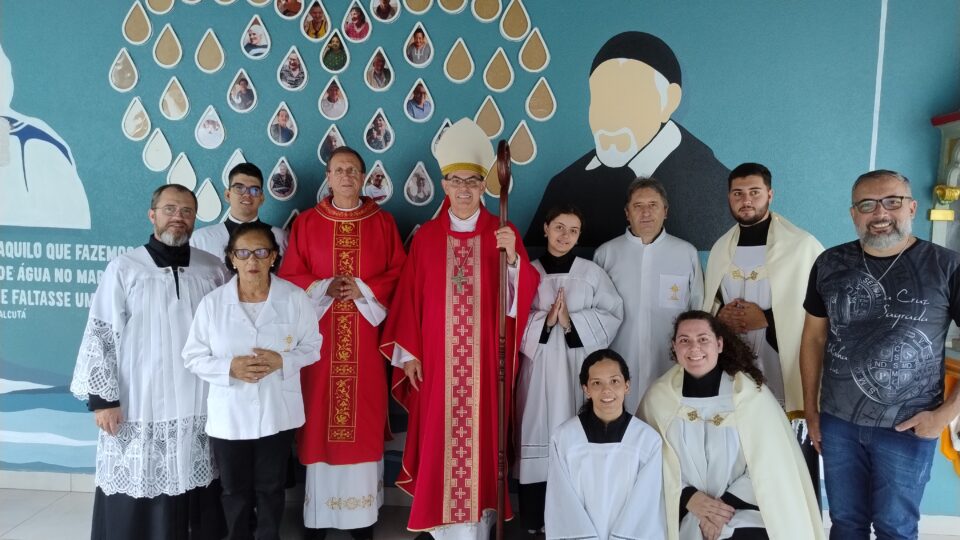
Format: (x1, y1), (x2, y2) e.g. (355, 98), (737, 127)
(594, 229), (704, 410)
(183, 275), (322, 440)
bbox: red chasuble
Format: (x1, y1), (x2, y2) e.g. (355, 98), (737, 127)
(279, 197), (405, 465)
(380, 206), (539, 531)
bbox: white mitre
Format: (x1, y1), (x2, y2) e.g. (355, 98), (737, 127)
(434, 118), (495, 176)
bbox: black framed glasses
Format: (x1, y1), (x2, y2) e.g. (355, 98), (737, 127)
(229, 184), (263, 197)
(852, 196), (912, 214)
(231, 248), (274, 260)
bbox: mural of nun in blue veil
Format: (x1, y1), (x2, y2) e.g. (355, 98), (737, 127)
(0, 42), (91, 229)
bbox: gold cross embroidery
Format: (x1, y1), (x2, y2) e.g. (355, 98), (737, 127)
(732, 269), (759, 281)
(670, 284), (680, 301)
(451, 266), (468, 294)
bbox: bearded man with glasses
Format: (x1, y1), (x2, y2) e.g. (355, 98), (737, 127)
(800, 169), (960, 539)
(279, 146), (406, 540)
(191, 162), (289, 269)
(71, 184), (230, 539)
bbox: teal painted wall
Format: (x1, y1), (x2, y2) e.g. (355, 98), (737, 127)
(1, 0), (957, 517)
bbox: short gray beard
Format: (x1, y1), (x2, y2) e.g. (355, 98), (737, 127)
(158, 229), (190, 247)
(858, 218), (910, 251)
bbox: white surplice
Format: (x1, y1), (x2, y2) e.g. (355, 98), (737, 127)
(594, 229), (703, 410)
(190, 218), (289, 264)
(70, 246), (229, 497)
(516, 257), (624, 484)
(718, 246), (785, 404)
(544, 416), (666, 540)
(666, 376), (763, 539)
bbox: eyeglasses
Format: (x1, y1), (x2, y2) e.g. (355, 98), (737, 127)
(231, 248), (274, 260)
(154, 205), (196, 218)
(229, 184), (263, 197)
(330, 166), (361, 178)
(852, 196), (912, 214)
(443, 175), (484, 189)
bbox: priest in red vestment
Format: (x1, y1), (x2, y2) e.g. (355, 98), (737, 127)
(279, 147), (405, 540)
(381, 119), (539, 539)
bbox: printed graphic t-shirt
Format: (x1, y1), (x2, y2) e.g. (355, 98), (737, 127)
(804, 239), (960, 427)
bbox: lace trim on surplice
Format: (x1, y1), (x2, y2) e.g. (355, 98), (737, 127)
(70, 318), (120, 402)
(95, 415), (216, 497)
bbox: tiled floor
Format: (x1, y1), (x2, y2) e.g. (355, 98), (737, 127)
(0, 488), (524, 540)
(2, 488), (959, 539)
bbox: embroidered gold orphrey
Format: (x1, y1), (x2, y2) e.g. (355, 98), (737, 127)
(443, 235), (481, 523)
(329, 220), (360, 442)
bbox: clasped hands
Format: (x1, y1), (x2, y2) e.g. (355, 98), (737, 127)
(546, 287), (570, 332)
(326, 275), (363, 301)
(230, 348), (283, 383)
(716, 298), (766, 334)
(687, 491), (734, 540)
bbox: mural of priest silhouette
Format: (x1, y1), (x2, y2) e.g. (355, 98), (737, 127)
(525, 31), (730, 250)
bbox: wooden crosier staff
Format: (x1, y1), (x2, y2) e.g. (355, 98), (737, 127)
(496, 139), (510, 540)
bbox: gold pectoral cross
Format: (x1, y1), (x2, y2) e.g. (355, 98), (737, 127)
(451, 267), (468, 294)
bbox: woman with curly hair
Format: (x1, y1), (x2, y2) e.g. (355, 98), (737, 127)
(638, 310), (823, 540)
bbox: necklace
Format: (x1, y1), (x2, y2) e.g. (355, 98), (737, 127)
(861, 239), (910, 283)
(449, 238), (473, 294)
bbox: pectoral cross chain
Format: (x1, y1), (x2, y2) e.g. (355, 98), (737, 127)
(451, 266), (468, 294)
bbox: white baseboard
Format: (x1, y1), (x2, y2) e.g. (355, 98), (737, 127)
(823, 512), (960, 535)
(0, 470), (95, 492)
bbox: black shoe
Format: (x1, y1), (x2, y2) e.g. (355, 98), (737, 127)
(304, 528), (328, 540)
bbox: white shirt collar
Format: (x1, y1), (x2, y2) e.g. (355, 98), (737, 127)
(623, 226), (667, 246)
(332, 199), (363, 211)
(227, 213), (259, 224)
(448, 208), (481, 232)
(585, 120), (682, 178)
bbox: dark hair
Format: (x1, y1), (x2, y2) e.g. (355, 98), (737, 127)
(228, 162), (264, 187)
(413, 28), (425, 38)
(671, 310), (765, 388)
(577, 348), (631, 415)
(350, 6), (366, 24)
(851, 169), (911, 201)
(543, 204), (585, 230)
(625, 177), (668, 209)
(151, 184), (197, 210)
(223, 221), (281, 274)
(326, 146), (367, 174)
(728, 162), (771, 189)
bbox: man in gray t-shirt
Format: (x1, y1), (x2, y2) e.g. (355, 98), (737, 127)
(800, 169), (960, 539)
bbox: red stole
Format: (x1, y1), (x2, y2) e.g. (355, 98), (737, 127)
(280, 197), (405, 465)
(381, 206), (539, 530)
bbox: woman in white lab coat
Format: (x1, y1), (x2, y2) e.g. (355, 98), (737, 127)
(184, 221), (322, 540)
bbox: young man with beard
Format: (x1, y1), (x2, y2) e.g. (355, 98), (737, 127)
(71, 184), (230, 540)
(800, 170), (960, 539)
(702, 163), (824, 502)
